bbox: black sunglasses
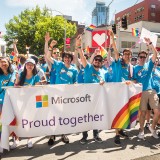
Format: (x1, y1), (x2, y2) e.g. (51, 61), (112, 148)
(53, 52), (59, 54)
(94, 58), (102, 62)
(139, 56), (146, 59)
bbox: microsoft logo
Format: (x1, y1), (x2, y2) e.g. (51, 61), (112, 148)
(36, 95), (48, 108)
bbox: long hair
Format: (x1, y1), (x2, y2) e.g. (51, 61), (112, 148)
(0, 58), (14, 75)
(19, 64), (38, 86)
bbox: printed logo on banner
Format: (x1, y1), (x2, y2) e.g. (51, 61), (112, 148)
(36, 95), (48, 108)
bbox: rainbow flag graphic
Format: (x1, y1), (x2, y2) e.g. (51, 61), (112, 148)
(36, 95), (48, 108)
(100, 46), (108, 59)
(86, 24), (96, 32)
(132, 28), (139, 37)
(111, 93), (141, 129)
(85, 46), (90, 53)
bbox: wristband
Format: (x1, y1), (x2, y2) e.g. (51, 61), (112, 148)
(76, 46), (81, 49)
(149, 42), (152, 45)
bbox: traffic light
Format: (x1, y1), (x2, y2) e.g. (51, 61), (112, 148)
(112, 24), (116, 34)
(121, 16), (127, 29)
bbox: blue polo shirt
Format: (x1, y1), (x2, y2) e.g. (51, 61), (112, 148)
(133, 59), (154, 91)
(151, 67), (160, 94)
(84, 63), (105, 83)
(22, 74), (40, 86)
(113, 59), (133, 82)
(0, 71), (16, 104)
(52, 60), (78, 84)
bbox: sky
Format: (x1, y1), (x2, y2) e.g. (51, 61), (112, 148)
(0, 0), (144, 34)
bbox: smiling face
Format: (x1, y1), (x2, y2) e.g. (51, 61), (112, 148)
(122, 50), (132, 63)
(63, 55), (72, 65)
(25, 62), (35, 71)
(93, 57), (103, 69)
(138, 52), (147, 66)
(0, 58), (9, 71)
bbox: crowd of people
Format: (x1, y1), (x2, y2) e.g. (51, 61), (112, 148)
(0, 30), (160, 151)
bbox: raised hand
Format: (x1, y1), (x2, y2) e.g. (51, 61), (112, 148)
(50, 40), (57, 48)
(144, 37), (151, 45)
(75, 35), (82, 47)
(45, 32), (51, 42)
(13, 39), (18, 44)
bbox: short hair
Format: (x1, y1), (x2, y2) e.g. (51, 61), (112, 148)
(123, 48), (132, 55)
(138, 51), (147, 57)
(18, 54), (26, 65)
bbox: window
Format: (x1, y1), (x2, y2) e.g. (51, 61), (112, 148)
(151, 13), (156, 16)
(121, 41), (128, 48)
(151, 5), (156, 8)
(121, 41), (136, 48)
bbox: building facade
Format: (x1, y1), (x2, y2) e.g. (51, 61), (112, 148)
(92, 1), (109, 26)
(115, 0), (160, 25)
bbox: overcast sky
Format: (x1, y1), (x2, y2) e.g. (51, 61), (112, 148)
(0, 0), (144, 33)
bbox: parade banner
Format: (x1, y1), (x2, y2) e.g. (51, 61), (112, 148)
(1, 83), (142, 150)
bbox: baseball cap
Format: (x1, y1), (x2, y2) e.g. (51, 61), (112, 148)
(25, 58), (35, 65)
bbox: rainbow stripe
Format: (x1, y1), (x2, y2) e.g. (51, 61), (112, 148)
(132, 28), (139, 37)
(100, 46), (108, 59)
(111, 93), (142, 129)
(85, 46), (90, 53)
(86, 24), (96, 32)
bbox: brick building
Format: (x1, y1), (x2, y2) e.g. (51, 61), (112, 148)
(115, 0), (160, 25)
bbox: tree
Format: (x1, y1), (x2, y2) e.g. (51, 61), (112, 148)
(4, 6), (77, 55)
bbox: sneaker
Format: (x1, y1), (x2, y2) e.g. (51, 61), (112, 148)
(10, 139), (19, 150)
(145, 122), (150, 130)
(137, 130), (144, 139)
(149, 126), (159, 139)
(119, 130), (129, 138)
(94, 136), (103, 143)
(27, 140), (33, 148)
(80, 138), (88, 144)
(48, 136), (55, 146)
(156, 123), (160, 129)
(114, 135), (121, 146)
(61, 135), (69, 144)
(158, 132), (160, 137)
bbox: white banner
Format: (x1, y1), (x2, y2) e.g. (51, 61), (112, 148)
(1, 83), (142, 150)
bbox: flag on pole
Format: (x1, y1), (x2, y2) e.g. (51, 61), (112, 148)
(85, 46), (90, 53)
(100, 46), (108, 59)
(86, 24), (96, 32)
(132, 28), (139, 37)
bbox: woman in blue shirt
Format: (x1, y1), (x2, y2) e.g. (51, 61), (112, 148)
(0, 57), (16, 152)
(11, 58), (41, 149)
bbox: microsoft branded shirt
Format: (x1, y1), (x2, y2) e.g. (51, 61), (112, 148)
(133, 59), (154, 91)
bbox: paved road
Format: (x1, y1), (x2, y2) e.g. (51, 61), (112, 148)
(1, 126), (160, 160)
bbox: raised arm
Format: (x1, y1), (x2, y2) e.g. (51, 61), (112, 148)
(45, 39), (57, 65)
(144, 38), (158, 63)
(109, 30), (119, 61)
(76, 35), (87, 68)
(13, 39), (19, 56)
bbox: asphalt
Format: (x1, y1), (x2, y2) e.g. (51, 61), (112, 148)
(1, 124), (160, 160)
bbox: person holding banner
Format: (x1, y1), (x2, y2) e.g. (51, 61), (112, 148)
(110, 29), (133, 146)
(76, 35), (104, 144)
(0, 57), (17, 152)
(133, 38), (160, 139)
(46, 38), (78, 146)
(10, 58), (41, 149)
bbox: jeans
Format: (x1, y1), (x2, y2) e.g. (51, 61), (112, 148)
(82, 130), (99, 139)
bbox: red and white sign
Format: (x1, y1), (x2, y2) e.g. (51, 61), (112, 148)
(92, 30), (110, 48)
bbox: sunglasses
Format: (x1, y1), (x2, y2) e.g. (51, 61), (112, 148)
(132, 59), (137, 61)
(53, 52), (59, 54)
(139, 56), (146, 59)
(94, 58), (102, 62)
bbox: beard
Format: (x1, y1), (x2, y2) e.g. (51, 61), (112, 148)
(93, 64), (100, 69)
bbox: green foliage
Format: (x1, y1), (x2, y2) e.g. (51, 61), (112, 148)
(5, 6), (77, 55)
